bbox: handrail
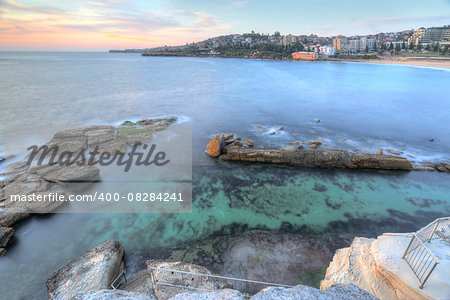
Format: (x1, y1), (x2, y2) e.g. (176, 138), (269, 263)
(403, 217), (449, 289)
(149, 267), (295, 288)
(148, 266), (295, 295)
(111, 269), (127, 290)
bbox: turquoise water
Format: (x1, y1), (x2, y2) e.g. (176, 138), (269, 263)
(0, 52), (449, 299)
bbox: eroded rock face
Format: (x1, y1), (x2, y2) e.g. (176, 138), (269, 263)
(147, 260), (232, 299)
(170, 289), (245, 300)
(251, 283), (376, 300)
(46, 240), (124, 300)
(74, 289), (156, 300)
(320, 234), (441, 299)
(205, 135), (226, 158)
(0, 227), (14, 247)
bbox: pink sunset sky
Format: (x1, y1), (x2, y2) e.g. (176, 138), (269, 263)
(0, 0), (449, 51)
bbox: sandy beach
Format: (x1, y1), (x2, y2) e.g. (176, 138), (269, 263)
(343, 58), (450, 69)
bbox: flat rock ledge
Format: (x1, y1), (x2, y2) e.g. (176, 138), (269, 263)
(46, 240), (124, 300)
(0, 117), (178, 257)
(220, 148), (413, 170)
(205, 134), (413, 170)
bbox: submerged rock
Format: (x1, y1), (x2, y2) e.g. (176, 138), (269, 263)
(205, 135), (226, 158)
(216, 231), (332, 294)
(136, 116), (177, 130)
(46, 240), (124, 300)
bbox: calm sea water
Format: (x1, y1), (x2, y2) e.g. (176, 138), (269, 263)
(0, 52), (449, 299)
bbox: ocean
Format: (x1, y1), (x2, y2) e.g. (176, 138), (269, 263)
(0, 52), (449, 299)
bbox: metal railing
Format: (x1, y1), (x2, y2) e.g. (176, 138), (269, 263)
(149, 267), (295, 295)
(111, 269), (127, 290)
(402, 217), (449, 289)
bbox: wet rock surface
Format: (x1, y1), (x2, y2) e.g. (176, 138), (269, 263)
(220, 148), (413, 170)
(0, 227), (14, 256)
(46, 240), (124, 300)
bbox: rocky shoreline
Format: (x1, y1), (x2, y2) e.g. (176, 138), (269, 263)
(45, 238), (377, 300)
(0, 117), (178, 257)
(205, 134), (450, 172)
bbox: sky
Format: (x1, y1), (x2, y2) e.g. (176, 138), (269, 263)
(0, 0), (449, 51)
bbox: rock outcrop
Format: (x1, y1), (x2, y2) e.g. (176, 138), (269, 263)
(0, 117), (178, 257)
(46, 240), (124, 300)
(205, 135), (226, 157)
(320, 233), (450, 299)
(220, 148), (412, 170)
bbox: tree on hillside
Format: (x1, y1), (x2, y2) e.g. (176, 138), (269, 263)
(409, 42), (415, 50)
(374, 43), (377, 52)
(402, 41), (406, 49)
(390, 43), (394, 51)
(417, 43), (423, 51)
(433, 42), (440, 52)
(395, 44), (401, 52)
(366, 45), (369, 53)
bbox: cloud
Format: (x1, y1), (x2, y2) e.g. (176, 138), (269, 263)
(1, 0), (66, 15)
(0, 0), (232, 49)
(231, 1), (248, 8)
(192, 12), (219, 27)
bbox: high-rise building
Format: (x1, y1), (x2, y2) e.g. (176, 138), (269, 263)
(333, 36), (347, 52)
(408, 26), (450, 45)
